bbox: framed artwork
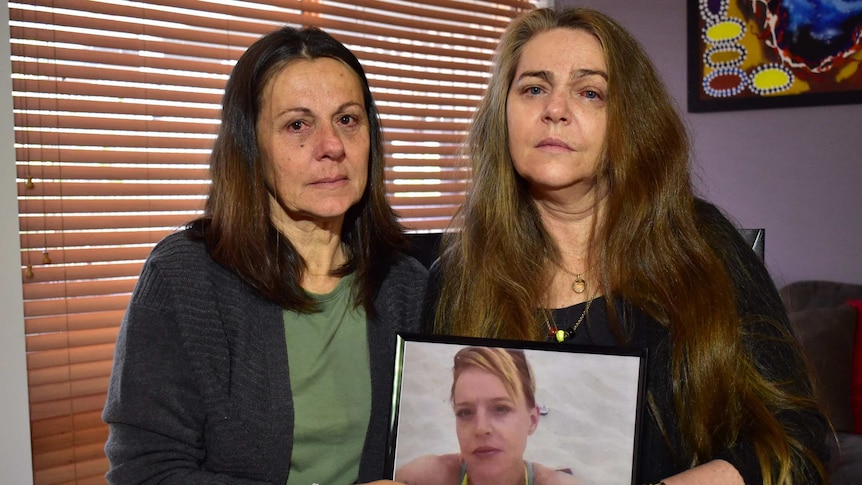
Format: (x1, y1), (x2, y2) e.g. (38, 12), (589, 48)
(687, 0), (862, 112)
(386, 334), (647, 485)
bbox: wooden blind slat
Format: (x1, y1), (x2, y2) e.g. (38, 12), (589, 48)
(30, 409), (104, 440)
(18, 181), (209, 197)
(26, 310), (129, 334)
(17, 164), (211, 182)
(15, 132), (217, 150)
(27, 327), (121, 355)
(28, 361), (113, 388)
(20, 231), (169, 252)
(33, 430), (108, 469)
(12, 76), (224, 105)
(28, 393), (108, 422)
(12, 94), (220, 120)
(20, 198), (206, 216)
(24, 278), (139, 300)
(19, 213), (199, 232)
(19, 248), (161, 270)
(383, 156), (467, 167)
(373, 93), (483, 107)
(336, 0), (513, 26)
(25, 296), (131, 321)
(29, 375), (110, 404)
(385, 181), (468, 192)
(27, 342), (118, 371)
(22, 265), (147, 289)
(15, 147), (211, 165)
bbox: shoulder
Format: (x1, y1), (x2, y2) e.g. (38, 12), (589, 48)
(693, 201), (788, 321)
(395, 453), (461, 485)
(532, 462), (582, 485)
(146, 228), (210, 266)
(387, 254), (429, 283)
(693, 198), (763, 274)
(133, 229), (251, 308)
(693, 198), (740, 243)
(377, 254), (429, 305)
(137, 229), (221, 289)
(369, 254), (429, 334)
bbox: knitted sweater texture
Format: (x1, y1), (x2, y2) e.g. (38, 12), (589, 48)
(103, 230), (428, 484)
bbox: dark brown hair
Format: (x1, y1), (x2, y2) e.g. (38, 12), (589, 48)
(193, 26), (406, 314)
(435, 7), (825, 483)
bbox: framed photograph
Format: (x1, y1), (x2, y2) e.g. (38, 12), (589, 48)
(386, 334), (647, 485)
(687, 0), (862, 112)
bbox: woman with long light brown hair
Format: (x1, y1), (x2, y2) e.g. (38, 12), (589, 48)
(425, 7), (829, 484)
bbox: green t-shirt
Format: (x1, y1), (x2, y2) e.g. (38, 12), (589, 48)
(283, 274), (371, 485)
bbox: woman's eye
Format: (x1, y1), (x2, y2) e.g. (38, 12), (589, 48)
(338, 114), (357, 125)
(494, 405), (512, 414)
(455, 408), (472, 419)
(288, 120), (305, 131)
(583, 89), (602, 100)
(526, 86), (543, 96)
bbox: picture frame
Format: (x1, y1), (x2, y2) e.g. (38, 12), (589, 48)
(386, 333), (648, 485)
(687, 0), (862, 112)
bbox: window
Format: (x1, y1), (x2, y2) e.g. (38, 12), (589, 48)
(10, 0), (537, 482)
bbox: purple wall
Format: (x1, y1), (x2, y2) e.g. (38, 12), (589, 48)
(556, 0), (862, 287)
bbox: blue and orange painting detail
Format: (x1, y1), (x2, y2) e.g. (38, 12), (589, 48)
(693, 0), (862, 108)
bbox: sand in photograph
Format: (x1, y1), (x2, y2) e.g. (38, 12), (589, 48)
(392, 340), (643, 485)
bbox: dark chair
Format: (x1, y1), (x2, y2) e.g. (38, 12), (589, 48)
(738, 228), (765, 261)
(407, 228), (765, 269)
(405, 232), (445, 269)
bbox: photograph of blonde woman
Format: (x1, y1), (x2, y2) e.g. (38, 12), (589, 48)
(391, 341), (644, 485)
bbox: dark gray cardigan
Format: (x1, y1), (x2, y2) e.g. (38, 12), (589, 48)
(103, 230), (428, 484)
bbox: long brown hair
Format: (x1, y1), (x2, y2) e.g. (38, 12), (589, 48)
(435, 7), (824, 483)
(193, 26), (406, 315)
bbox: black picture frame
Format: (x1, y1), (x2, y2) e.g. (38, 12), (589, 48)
(386, 333), (648, 485)
(687, 0), (862, 112)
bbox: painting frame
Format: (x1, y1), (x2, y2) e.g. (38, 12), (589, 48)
(687, 0), (862, 112)
(385, 333), (648, 485)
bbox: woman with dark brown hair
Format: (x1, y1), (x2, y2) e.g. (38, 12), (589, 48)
(103, 26), (426, 484)
(425, 7), (829, 485)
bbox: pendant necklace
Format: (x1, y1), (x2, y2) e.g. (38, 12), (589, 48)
(553, 261), (588, 294)
(572, 274), (587, 294)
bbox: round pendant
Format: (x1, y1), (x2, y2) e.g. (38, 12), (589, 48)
(572, 275), (586, 294)
(555, 329), (567, 343)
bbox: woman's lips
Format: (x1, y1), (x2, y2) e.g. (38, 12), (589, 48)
(536, 138), (573, 151)
(472, 446), (502, 457)
(310, 176), (348, 187)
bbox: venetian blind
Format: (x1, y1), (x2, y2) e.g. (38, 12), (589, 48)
(10, 0), (536, 483)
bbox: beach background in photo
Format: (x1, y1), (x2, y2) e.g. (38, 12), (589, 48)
(390, 339), (644, 485)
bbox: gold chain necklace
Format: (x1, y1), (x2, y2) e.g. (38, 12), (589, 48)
(545, 297), (594, 343)
(552, 261), (588, 294)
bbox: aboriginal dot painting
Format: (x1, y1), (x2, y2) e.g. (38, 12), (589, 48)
(688, 0), (862, 111)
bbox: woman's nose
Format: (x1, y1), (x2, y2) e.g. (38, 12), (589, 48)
(313, 123), (346, 161)
(475, 410), (492, 435)
(543, 92), (571, 124)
